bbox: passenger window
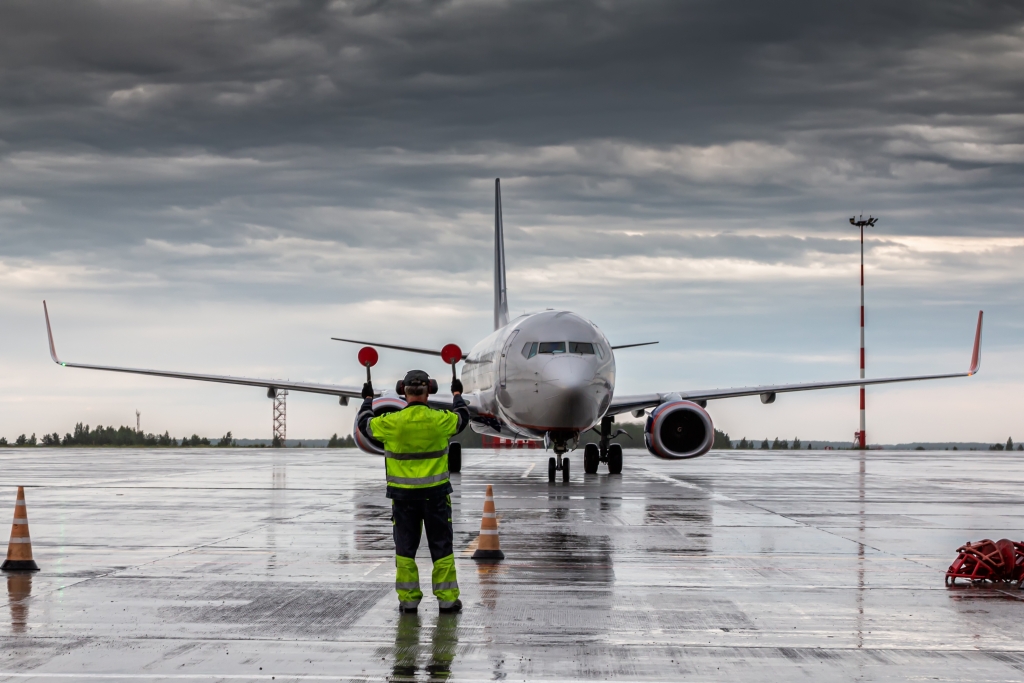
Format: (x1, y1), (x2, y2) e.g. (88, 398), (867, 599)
(522, 342), (538, 359)
(538, 342), (566, 354)
(568, 342), (595, 354)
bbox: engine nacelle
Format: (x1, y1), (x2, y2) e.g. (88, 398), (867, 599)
(644, 400), (714, 459)
(353, 396), (407, 455)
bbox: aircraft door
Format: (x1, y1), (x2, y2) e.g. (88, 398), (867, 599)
(499, 329), (520, 388)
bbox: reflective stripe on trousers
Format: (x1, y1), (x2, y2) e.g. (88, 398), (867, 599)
(394, 554), (459, 604)
(431, 554), (459, 603)
(395, 555), (422, 606)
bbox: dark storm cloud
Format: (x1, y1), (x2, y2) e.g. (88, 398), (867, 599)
(3, 1), (1023, 148)
(1, 0), (1023, 274)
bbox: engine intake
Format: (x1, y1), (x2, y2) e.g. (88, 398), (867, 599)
(645, 400), (714, 459)
(353, 396), (407, 455)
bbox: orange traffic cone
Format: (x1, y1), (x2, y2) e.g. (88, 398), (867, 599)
(2, 487), (39, 572)
(471, 484), (504, 561)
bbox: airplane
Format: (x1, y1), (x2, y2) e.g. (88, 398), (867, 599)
(42, 179), (984, 482)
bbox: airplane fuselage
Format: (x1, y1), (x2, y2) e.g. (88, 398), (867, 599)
(460, 310), (616, 446)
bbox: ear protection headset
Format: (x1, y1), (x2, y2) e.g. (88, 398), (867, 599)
(395, 379), (439, 395)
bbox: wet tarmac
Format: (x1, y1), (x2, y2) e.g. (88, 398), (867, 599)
(1, 447), (1023, 681)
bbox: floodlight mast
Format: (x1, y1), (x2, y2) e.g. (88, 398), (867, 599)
(849, 215), (877, 449)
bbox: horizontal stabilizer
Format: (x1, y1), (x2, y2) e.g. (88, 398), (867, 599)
(331, 337), (469, 360)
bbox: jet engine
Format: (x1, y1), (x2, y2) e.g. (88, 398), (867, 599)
(644, 400), (714, 459)
(353, 396), (407, 455)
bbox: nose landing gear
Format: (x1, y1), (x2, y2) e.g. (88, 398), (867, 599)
(548, 437), (571, 483)
(547, 454), (570, 483)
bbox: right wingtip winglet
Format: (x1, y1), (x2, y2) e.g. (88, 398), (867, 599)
(969, 310), (983, 375)
(43, 300), (62, 365)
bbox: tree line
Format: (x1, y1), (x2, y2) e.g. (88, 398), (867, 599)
(0, 423), (237, 448)
(0, 423), (366, 448)
(2, 423), (1017, 453)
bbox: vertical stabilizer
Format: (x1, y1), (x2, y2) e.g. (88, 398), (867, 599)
(494, 178), (510, 330)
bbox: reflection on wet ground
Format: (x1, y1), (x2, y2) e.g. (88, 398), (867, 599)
(5, 574), (30, 635)
(1, 447), (1024, 681)
(389, 612), (459, 681)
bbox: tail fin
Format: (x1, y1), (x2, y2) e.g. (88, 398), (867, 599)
(494, 178), (509, 330)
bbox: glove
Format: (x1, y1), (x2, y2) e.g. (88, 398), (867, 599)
(451, 378), (463, 395)
(361, 382), (374, 399)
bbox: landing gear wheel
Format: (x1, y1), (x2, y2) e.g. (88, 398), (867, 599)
(548, 456), (556, 482)
(584, 444), (599, 474)
(448, 442), (462, 473)
(607, 443), (623, 475)
(562, 457), (570, 483)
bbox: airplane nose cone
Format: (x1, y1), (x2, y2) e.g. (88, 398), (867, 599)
(536, 356), (606, 429)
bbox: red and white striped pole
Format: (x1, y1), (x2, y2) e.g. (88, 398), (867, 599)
(859, 222), (865, 450)
(851, 215), (877, 450)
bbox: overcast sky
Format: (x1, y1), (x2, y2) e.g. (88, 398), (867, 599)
(2, 0), (1022, 445)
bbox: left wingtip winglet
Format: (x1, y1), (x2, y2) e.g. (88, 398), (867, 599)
(43, 300), (63, 365)
(969, 310), (983, 375)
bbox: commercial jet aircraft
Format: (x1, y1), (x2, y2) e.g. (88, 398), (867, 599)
(43, 179), (983, 482)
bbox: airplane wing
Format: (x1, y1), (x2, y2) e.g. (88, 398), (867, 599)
(607, 311), (983, 416)
(43, 301), (365, 400)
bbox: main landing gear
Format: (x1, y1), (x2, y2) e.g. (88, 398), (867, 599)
(583, 416), (623, 475)
(448, 442), (462, 474)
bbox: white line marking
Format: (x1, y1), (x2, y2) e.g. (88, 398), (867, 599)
(521, 463), (536, 478)
(362, 559), (384, 576)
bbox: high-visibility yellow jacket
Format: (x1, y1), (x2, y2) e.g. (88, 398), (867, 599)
(366, 401), (466, 499)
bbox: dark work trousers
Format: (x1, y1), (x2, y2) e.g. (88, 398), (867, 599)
(391, 495), (459, 608)
(392, 495), (455, 562)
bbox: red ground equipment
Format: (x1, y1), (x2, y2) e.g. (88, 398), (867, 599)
(945, 539), (1024, 587)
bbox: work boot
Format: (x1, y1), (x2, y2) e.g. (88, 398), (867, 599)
(399, 603), (419, 614)
(438, 599), (462, 614)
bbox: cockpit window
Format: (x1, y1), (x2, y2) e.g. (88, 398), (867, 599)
(538, 342), (566, 354)
(522, 342), (538, 359)
(568, 342), (595, 355)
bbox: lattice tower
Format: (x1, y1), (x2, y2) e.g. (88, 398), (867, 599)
(273, 390), (287, 445)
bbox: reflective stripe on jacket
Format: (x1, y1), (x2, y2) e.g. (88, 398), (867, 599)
(370, 404), (460, 493)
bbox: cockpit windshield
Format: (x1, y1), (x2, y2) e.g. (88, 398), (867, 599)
(538, 342), (566, 354)
(523, 341), (596, 358)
